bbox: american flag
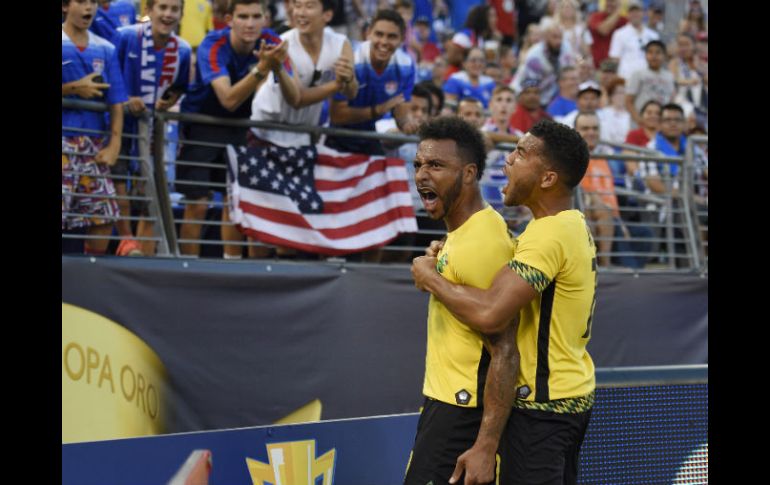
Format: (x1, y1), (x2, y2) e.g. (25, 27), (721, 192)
(226, 143), (418, 255)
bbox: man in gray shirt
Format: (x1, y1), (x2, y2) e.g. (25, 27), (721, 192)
(625, 40), (675, 126)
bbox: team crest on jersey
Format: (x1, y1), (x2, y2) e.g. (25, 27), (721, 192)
(384, 80), (398, 96)
(92, 58), (105, 74)
(119, 14), (130, 26)
(455, 389), (471, 405)
(516, 385), (531, 399)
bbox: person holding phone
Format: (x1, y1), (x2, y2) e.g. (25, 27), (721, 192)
(114, 0), (192, 256)
(62, 0), (128, 255)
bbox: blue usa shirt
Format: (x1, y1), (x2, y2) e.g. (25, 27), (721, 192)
(115, 24), (192, 134)
(90, 0), (137, 45)
(332, 40), (416, 133)
(181, 27), (281, 119)
(62, 29), (128, 137)
(443, 71), (496, 108)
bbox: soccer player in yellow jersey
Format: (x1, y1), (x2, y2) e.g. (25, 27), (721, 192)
(413, 119), (596, 485)
(403, 116), (518, 485)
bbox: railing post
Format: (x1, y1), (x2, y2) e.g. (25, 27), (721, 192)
(152, 112), (180, 256)
(137, 116), (172, 256)
(682, 137), (702, 271)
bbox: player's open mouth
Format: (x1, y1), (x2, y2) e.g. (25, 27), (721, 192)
(83, 14), (93, 21)
(418, 188), (438, 210)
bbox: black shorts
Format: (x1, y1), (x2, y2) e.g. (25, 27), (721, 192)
(110, 140), (135, 179)
(404, 397), (493, 485)
(175, 123), (247, 200)
(499, 407), (591, 485)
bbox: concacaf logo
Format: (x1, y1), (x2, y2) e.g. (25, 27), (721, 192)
(246, 440), (336, 485)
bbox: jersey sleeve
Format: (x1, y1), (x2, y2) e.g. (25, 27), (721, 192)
(198, 36), (231, 85)
(105, 45), (129, 105)
(175, 42), (193, 91)
(401, 62), (415, 101)
(509, 221), (565, 291)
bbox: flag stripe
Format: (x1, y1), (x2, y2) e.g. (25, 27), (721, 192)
(315, 158), (407, 190)
(317, 167), (409, 202)
(322, 181), (411, 213)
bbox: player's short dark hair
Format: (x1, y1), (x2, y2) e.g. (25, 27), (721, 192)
(529, 119), (589, 189)
(416, 80), (444, 113)
(640, 99), (662, 115)
(320, 0), (337, 13)
(371, 9), (407, 36)
(418, 116), (487, 180)
(661, 103), (685, 117)
(228, 0), (267, 14)
(644, 39), (667, 53)
(411, 84), (433, 115)
(573, 110), (600, 129)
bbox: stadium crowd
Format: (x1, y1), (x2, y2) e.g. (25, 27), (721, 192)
(62, 0), (708, 268)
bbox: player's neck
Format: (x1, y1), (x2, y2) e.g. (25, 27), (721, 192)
(63, 22), (89, 46)
(444, 190), (485, 232)
(230, 31), (257, 55)
(529, 194), (572, 219)
(299, 28), (324, 61)
(152, 30), (171, 48)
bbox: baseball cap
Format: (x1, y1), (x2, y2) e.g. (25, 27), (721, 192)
(577, 80), (601, 96)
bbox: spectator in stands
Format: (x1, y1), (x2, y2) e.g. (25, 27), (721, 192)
(546, 65), (579, 118)
(587, 0), (626, 69)
(639, 103), (707, 267)
(179, 0), (214, 51)
(638, 103), (689, 196)
(62, 0), (128, 255)
(456, 97), (485, 131)
(646, 0), (667, 43)
(669, 33), (707, 131)
(482, 85), (518, 141)
(325, 9), (417, 155)
(176, 0), (293, 258)
(576, 111), (651, 268)
(498, 44), (518, 84)
(510, 23), (576, 108)
(250, 0), (357, 149)
(557, 79), (601, 128)
(607, 0), (659, 82)
(516, 23), (542, 62)
(544, 0), (593, 61)
(484, 61), (504, 85)
(509, 78), (551, 136)
(417, 80), (444, 118)
(488, 0), (516, 46)
(481, 85), (518, 213)
(90, 0), (137, 44)
(624, 99), (660, 147)
(445, 4), (499, 80)
(394, 0), (417, 62)
(412, 15), (441, 63)
(597, 57), (618, 107)
(443, 47), (497, 110)
(679, 0), (708, 38)
(115, 0), (192, 256)
(625, 40), (675, 127)
(597, 78), (631, 145)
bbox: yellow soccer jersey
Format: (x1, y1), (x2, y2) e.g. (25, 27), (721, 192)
(423, 206), (516, 407)
(509, 210), (597, 407)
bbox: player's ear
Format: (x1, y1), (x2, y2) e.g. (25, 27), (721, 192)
(464, 163), (477, 184)
(541, 169), (558, 189)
